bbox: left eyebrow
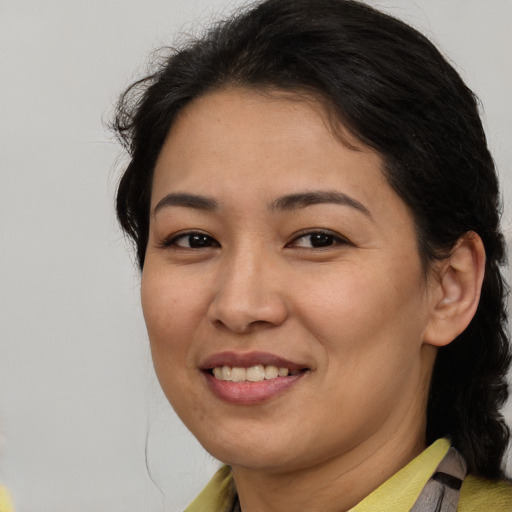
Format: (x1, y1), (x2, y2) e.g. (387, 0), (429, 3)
(271, 190), (372, 218)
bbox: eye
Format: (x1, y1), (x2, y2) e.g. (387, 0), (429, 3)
(163, 232), (220, 249)
(288, 230), (349, 249)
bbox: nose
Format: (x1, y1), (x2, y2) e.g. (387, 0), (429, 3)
(207, 249), (289, 334)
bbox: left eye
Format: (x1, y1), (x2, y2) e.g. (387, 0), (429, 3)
(289, 231), (347, 248)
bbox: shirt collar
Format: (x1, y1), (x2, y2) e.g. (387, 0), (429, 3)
(185, 439), (451, 512)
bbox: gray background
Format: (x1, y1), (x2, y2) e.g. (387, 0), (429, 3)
(1, 0), (511, 511)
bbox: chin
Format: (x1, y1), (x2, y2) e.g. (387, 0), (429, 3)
(193, 423), (302, 471)
(215, 447), (303, 473)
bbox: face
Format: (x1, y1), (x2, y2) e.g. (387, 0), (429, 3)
(142, 88), (437, 473)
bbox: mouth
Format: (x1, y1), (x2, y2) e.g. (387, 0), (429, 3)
(200, 351), (310, 404)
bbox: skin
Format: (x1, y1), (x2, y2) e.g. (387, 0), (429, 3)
(141, 88), (458, 511)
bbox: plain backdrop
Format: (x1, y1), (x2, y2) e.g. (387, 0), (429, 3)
(1, 0), (511, 511)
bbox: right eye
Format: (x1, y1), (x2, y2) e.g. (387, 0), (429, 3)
(164, 232), (220, 249)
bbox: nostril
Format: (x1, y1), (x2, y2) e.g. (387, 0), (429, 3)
(211, 316), (278, 334)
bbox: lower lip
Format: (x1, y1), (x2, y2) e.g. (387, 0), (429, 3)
(204, 371), (307, 405)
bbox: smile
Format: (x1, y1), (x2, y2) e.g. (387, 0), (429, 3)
(201, 352), (310, 404)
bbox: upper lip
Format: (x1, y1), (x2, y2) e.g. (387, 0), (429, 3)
(199, 351), (308, 371)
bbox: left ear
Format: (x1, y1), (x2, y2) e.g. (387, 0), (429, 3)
(423, 232), (486, 347)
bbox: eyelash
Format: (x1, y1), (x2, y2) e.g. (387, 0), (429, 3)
(159, 229), (350, 250)
(287, 229), (350, 249)
(159, 231), (220, 249)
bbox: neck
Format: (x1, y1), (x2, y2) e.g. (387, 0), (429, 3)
(232, 408), (427, 512)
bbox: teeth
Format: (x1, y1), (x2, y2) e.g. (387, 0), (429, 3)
(278, 367), (289, 377)
(231, 367), (246, 382)
(221, 366), (232, 381)
(264, 365), (279, 380)
(212, 364), (298, 382)
(247, 365), (265, 382)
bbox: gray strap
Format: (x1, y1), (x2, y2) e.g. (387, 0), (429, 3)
(409, 447), (467, 512)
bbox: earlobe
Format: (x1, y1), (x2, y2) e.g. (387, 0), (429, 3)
(423, 232), (486, 347)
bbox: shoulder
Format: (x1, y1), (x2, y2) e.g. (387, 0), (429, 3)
(184, 466), (236, 512)
(458, 474), (512, 511)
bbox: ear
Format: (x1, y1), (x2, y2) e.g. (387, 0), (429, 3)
(423, 232), (486, 347)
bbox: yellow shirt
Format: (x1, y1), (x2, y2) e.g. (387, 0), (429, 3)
(0, 486), (14, 512)
(185, 439), (512, 511)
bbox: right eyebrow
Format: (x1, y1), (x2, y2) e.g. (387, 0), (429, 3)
(153, 193), (218, 215)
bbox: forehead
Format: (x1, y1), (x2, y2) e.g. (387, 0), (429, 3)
(151, 87), (406, 224)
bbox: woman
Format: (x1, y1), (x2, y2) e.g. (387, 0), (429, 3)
(113, 0), (512, 510)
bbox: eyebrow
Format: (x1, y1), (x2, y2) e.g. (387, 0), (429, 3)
(153, 190), (371, 218)
(271, 190), (372, 217)
(154, 193), (218, 214)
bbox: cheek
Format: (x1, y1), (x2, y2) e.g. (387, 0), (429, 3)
(298, 261), (428, 369)
(297, 270), (428, 437)
(140, 268), (210, 415)
(142, 260), (208, 326)
(141, 268), (205, 369)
